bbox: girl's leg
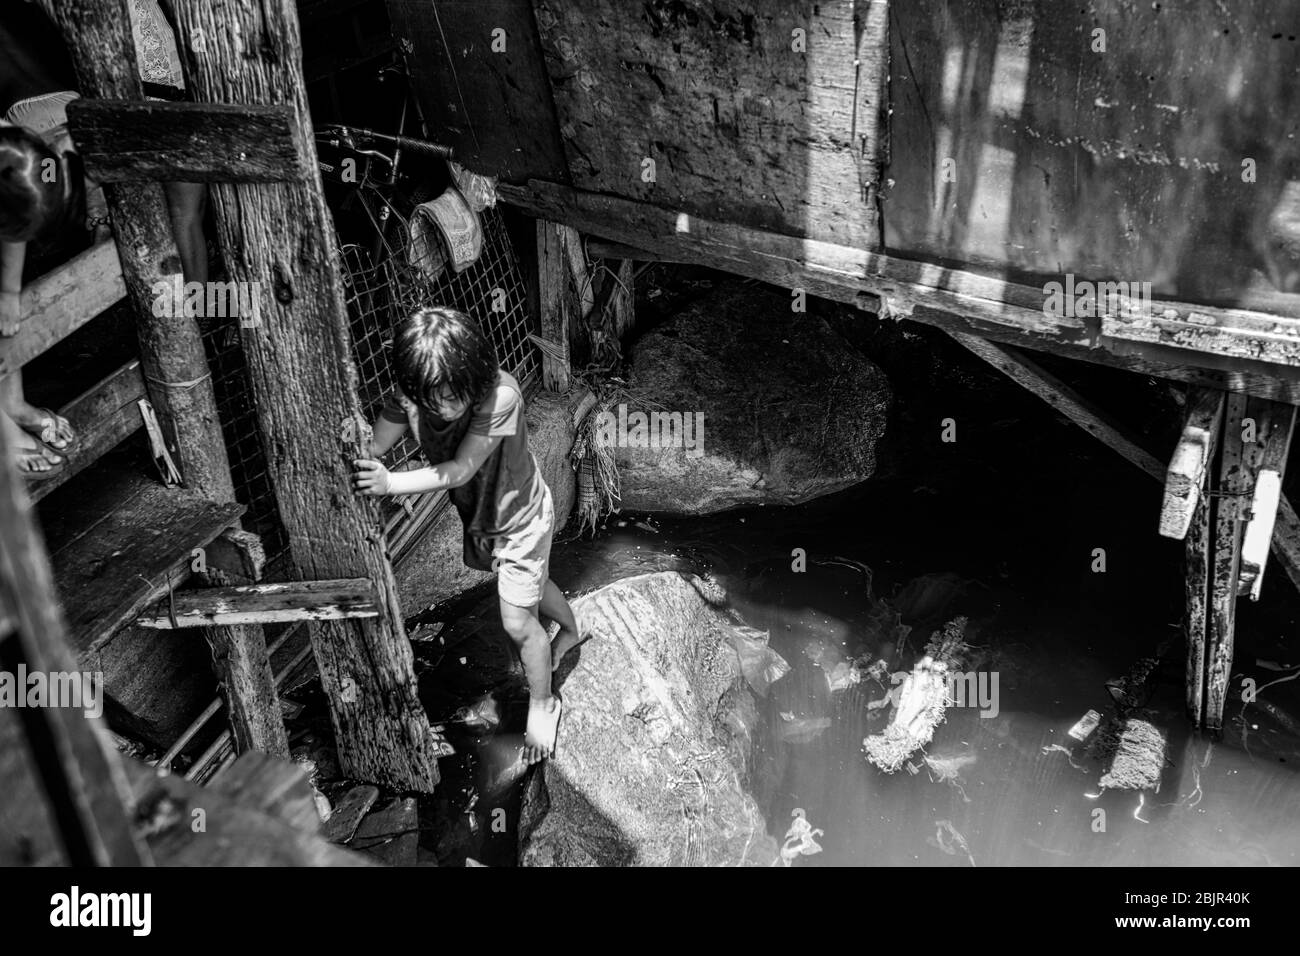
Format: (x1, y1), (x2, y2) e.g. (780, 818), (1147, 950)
(164, 181), (208, 286)
(540, 578), (585, 671)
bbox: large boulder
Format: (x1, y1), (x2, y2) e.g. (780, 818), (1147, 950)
(616, 281), (891, 514)
(519, 571), (780, 867)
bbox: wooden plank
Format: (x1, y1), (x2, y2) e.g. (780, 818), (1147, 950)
(47, 472), (245, 656)
(201, 528), (267, 585)
(1239, 404), (1297, 600)
(0, 406), (149, 866)
(48, 0), (237, 506)
(136, 578), (379, 629)
(123, 757), (372, 866)
(499, 180), (1300, 391)
(530, 0), (884, 250)
(170, 0), (443, 792)
(537, 219), (572, 391)
(0, 240), (125, 376)
(29, 360), (146, 504)
(323, 784), (380, 844)
(610, 258), (635, 341)
(948, 332), (1164, 479)
(1185, 490), (1212, 726)
(384, 0), (569, 184)
(586, 239), (688, 264)
(562, 225), (594, 320)
(1206, 394), (1250, 733)
(68, 100), (309, 184)
(1159, 389), (1225, 540)
(350, 795), (418, 866)
(211, 750), (318, 833)
(204, 623), (291, 758)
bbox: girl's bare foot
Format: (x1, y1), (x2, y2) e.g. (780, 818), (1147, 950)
(523, 695), (562, 765)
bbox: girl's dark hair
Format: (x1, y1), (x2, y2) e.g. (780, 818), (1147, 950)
(392, 306), (499, 415)
(0, 125), (71, 244)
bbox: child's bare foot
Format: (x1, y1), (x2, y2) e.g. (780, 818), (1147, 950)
(523, 695), (562, 765)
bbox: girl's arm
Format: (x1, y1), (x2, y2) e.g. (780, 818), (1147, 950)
(353, 430), (503, 496)
(368, 415), (407, 458)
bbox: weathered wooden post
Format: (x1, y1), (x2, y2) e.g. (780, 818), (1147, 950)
(0, 426), (149, 866)
(50, 0), (287, 760)
(166, 0), (443, 790)
(536, 219), (574, 391)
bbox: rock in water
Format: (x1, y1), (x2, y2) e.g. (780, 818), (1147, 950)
(519, 572), (780, 867)
(617, 280), (891, 514)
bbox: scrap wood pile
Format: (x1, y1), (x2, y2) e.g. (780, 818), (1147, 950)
(862, 616), (970, 772)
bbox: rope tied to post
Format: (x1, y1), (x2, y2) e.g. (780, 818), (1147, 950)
(144, 371), (213, 392)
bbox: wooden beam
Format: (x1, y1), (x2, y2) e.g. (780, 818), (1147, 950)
(201, 528), (267, 585)
(948, 338), (1300, 599)
(0, 240), (124, 377)
(499, 180), (1300, 396)
(0, 410), (149, 866)
(1239, 403), (1297, 600)
(169, 0), (442, 792)
(136, 578), (379, 629)
(48, 1), (236, 505)
(1185, 489), (1212, 726)
(537, 219), (572, 392)
(561, 225), (595, 320)
(586, 239), (689, 264)
(68, 100), (309, 184)
(609, 258), (636, 342)
(203, 624), (291, 758)
(1159, 389), (1225, 540)
(1206, 394), (1251, 733)
(30, 359), (146, 504)
(948, 332), (1164, 478)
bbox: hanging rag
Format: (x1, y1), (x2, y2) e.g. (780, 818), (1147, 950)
(409, 186), (481, 279)
(447, 159), (497, 212)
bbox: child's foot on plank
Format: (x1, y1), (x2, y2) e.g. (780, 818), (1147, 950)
(13, 406), (76, 454)
(14, 441), (63, 479)
(523, 694), (562, 765)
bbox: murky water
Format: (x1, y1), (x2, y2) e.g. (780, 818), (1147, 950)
(415, 328), (1300, 866)
(539, 477), (1300, 867)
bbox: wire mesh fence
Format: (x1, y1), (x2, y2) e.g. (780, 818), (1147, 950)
(203, 197), (539, 568)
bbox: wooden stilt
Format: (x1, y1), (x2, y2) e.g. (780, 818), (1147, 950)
(168, 0), (442, 791)
(50, 0), (287, 765)
(1185, 490), (1212, 726)
(537, 219), (573, 392)
(1160, 389), (1224, 540)
(202, 625), (289, 758)
(610, 258), (636, 342)
(1205, 394), (1251, 733)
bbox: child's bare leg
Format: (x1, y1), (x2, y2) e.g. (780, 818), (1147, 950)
(500, 597), (560, 765)
(540, 578), (584, 671)
(164, 181), (207, 286)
